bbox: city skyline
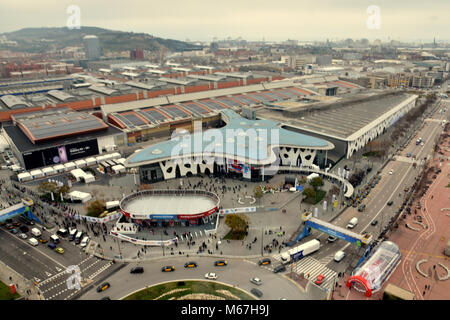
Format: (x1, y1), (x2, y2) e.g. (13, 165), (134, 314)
(0, 0), (449, 43)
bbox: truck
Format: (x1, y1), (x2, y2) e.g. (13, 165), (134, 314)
(31, 228), (41, 237)
(347, 217), (358, 229)
(280, 239), (320, 264)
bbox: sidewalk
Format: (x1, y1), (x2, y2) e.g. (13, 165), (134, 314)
(0, 259), (42, 300)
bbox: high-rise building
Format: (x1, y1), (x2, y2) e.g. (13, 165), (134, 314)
(83, 35), (102, 61)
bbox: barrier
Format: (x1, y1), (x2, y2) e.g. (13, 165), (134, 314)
(109, 230), (177, 246)
(219, 207), (256, 215)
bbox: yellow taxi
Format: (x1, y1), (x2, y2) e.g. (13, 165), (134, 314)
(55, 247), (64, 254)
(161, 266), (175, 272)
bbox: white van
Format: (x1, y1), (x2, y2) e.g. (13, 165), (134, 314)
(69, 228), (77, 241)
(80, 236), (90, 248)
(75, 231), (83, 244)
(50, 234), (60, 244)
(31, 228), (41, 237)
(334, 250), (345, 262)
(28, 238), (39, 246)
(347, 217), (358, 229)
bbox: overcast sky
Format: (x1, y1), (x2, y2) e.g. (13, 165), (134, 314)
(1, 0), (449, 42)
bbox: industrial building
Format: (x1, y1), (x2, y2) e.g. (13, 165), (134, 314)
(257, 91), (419, 161)
(2, 107), (125, 170)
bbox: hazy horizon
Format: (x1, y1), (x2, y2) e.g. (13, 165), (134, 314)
(1, 0), (449, 43)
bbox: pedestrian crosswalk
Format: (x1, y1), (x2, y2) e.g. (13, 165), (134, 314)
(290, 257), (337, 291)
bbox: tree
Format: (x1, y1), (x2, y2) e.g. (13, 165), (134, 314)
(253, 186), (263, 204)
(38, 181), (58, 194)
(87, 200), (106, 217)
(309, 177), (324, 190)
(224, 214), (249, 235)
(303, 187), (316, 200)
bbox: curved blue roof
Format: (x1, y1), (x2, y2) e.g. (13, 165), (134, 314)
(127, 109), (333, 166)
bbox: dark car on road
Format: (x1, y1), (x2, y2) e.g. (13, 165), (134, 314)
(214, 260), (228, 267)
(387, 201), (394, 206)
(97, 282), (110, 292)
(371, 220), (378, 226)
(47, 243), (56, 249)
(273, 265), (286, 273)
(258, 258), (271, 266)
(184, 262), (198, 268)
(161, 266), (175, 272)
(130, 267), (144, 274)
(251, 288), (263, 298)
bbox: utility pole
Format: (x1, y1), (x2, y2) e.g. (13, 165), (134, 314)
(261, 228), (264, 257)
(161, 230), (165, 256)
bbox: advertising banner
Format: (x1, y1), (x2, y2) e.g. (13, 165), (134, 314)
(219, 207), (256, 215)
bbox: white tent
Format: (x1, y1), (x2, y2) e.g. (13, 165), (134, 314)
(95, 155), (107, 162)
(84, 173), (95, 184)
(42, 167), (55, 176)
(102, 154), (114, 161)
(110, 152), (121, 160)
(74, 159), (87, 168)
(17, 172), (32, 182)
(53, 164), (65, 173)
(70, 168), (86, 182)
(64, 162), (76, 170)
(69, 191), (92, 203)
(85, 157), (97, 166)
(112, 164), (126, 174)
(115, 158), (126, 164)
(106, 200), (120, 209)
(29, 169), (44, 179)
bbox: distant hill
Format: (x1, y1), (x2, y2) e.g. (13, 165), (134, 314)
(0, 26), (202, 54)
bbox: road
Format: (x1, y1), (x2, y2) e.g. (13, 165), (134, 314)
(79, 256), (309, 300)
(0, 225), (116, 300)
(296, 97), (449, 274)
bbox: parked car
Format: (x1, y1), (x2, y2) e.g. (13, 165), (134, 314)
(130, 267), (144, 274)
(184, 262), (198, 268)
(214, 260), (228, 267)
(10, 228), (18, 234)
(161, 266), (175, 272)
(18, 233), (27, 239)
(258, 258), (271, 266)
(12, 221), (21, 227)
(389, 169), (393, 175)
(315, 274), (325, 285)
(5, 224), (14, 230)
(55, 247), (65, 254)
(39, 238), (48, 243)
(97, 282), (110, 292)
(250, 277), (262, 286)
(251, 288), (263, 298)
(204, 273), (218, 280)
(19, 225), (29, 233)
(47, 243), (56, 249)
